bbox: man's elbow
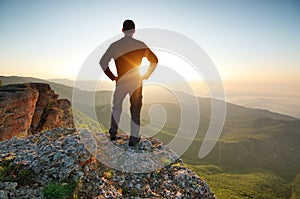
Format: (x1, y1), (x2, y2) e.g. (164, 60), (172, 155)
(99, 59), (107, 71)
(99, 58), (104, 67)
(151, 57), (158, 64)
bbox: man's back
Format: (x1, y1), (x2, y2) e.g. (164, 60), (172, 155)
(100, 36), (158, 78)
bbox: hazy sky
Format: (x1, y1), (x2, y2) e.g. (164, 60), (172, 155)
(0, 0), (299, 84)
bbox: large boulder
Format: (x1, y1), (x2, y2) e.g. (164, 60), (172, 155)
(0, 83), (74, 141)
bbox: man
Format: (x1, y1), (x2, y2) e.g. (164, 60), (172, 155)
(100, 19), (158, 147)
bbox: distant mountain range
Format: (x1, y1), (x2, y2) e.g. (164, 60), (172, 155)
(1, 75), (299, 198)
(47, 78), (300, 119)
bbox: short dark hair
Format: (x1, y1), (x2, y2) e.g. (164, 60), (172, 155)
(123, 19), (135, 31)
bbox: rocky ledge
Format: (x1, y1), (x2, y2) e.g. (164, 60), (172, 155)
(0, 128), (216, 199)
(0, 83), (74, 141)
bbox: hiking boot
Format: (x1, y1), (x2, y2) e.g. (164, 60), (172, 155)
(128, 136), (141, 147)
(108, 131), (120, 141)
(110, 134), (117, 141)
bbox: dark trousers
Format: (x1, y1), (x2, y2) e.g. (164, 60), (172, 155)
(110, 77), (142, 138)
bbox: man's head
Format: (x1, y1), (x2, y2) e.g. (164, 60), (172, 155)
(122, 19), (135, 36)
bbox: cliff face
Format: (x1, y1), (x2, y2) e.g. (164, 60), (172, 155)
(0, 83), (74, 141)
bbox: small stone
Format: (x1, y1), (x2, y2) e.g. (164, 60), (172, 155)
(138, 139), (153, 151)
(135, 183), (141, 189)
(176, 191), (182, 198)
(1, 182), (18, 190)
(165, 189), (171, 196)
(0, 190), (7, 199)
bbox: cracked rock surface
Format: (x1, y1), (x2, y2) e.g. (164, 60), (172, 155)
(0, 128), (216, 199)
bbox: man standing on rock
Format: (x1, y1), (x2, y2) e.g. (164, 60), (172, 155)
(100, 19), (158, 147)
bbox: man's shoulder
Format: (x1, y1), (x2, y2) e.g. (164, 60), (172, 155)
(107, 37), (149, 57)
(134, 38), (150, 49)
(110, 38), (123, 47)
(131, 37), (146, 45)
(112, 37), (147, 47)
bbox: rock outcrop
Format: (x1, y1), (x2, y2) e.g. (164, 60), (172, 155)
(0, 83), (74, 141)
(0, 128), (216, 199)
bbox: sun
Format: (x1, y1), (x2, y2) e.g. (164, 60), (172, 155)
(142, 50), (203, 81)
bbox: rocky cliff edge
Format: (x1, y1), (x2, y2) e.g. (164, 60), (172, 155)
(0, 128), (216, 199)
(0, 83), (74, 141)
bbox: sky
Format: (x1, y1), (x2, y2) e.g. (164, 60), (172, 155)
(0, 0), (299, 85)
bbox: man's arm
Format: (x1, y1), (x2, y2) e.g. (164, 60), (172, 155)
(99, 45), (117, 81)
(143, 48), (158, 80)
(143, 63), (157, 80)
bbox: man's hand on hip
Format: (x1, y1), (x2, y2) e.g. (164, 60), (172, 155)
(141, 73), (150, 81)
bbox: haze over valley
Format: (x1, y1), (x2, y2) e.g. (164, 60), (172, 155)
(48, 78), (300, 119)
